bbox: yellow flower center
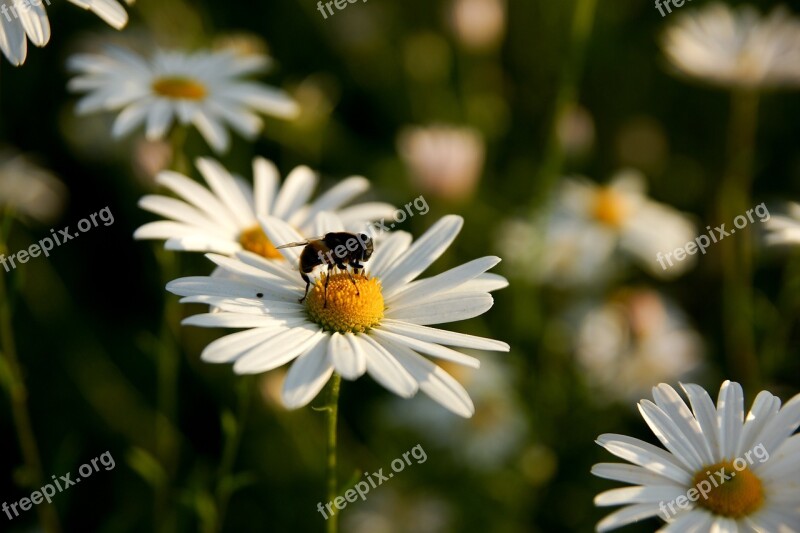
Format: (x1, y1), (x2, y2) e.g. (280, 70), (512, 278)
(151, 77), (208, 100)
(306, 273), (384, 333)
(691, 461), (764, 518)
(592, 187), (629, 227)
(238, 226), (283, 259)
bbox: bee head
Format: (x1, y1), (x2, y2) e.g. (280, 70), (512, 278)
(358, 233), (374, 261)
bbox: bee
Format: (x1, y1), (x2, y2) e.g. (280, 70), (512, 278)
(276, 232), (374, 307)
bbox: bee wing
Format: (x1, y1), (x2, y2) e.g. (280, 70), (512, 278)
(275, 235), (325, 250)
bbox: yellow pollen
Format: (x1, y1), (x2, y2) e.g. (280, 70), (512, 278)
(592, 187), (629, 227)
(151, 77), (208, 100)
(239, 226), (283, 259)
(306, 273), (384, 334)
(691, 461), (764, 518)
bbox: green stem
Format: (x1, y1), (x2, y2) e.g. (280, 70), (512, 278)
(0, 212), (61, 533)
(719, 89), (761, 390)
(213, 377), (256, 533)
(534, 0), (598, 205)
(326, 373), (341, 533)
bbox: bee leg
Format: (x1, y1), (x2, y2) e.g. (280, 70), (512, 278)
(345, 269), (360, 296)
(324, 264), (334, 308)
(299, 272), (311, 303)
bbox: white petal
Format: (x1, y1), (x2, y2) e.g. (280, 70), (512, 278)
(298, 176), (370, 228)
(652, 384), (715, 465)
(379, 215), (463, 293)
(272, 165), (317, 220)
(281, 339), (334, 409)
(370, 329), (480, 368)
(156, 170), (240, 232)
(596, 503), (665, 532)
(379, 320), (508, 352)
(386, 292), (494, 325)
(366, 231), (412, 278)
(594, 485), (685, 507)
(15, 0), (50, 47)
(388, 339), (475, 417)
(233, 325), (324, 374)
(328, 332), (366, 380)
(681, 383), (723, 463)
(193, 110), (231, 153)
(259, 215), (305, 264)
(591, 463), (684, 488)
(196, 158), (255, 228)
(253, 157), (279, 217)
(145, 99), (174, 140)
(201, 328), (283, 363)
(717, 380), (744, 459)
(387, 256), (501, 304)
(357, 335), (418, 398)
(596, 434), (692, 485)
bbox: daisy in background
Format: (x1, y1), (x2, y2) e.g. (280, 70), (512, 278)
(0, 148), (66, 224)
(67, 46), (299, 153)
(572, 287), (703, 404)
(385, 353), (527, 469)
(592, 381), (800, 532)
(166, 214), (509, 416)
(517, 169), (696, 287)
(662, 3), (800, 89)
(134, 156), (395, 260)
(0, 0), (132, 65)
(763, 201), (800, 247)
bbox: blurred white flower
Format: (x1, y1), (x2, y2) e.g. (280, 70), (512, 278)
(397, 125), (485, 203)
(763, 201), (800, 246)
(449, 0), (506, 52)
(573, 288), (703, 403)
(135, 156), (394, 258)
(535, 170), (697, 286)
(67, 47), (299, 153)
(0, 149), (66, 224)
(343, 489), (453, 533)
(386, 353), (526, 469)
(662, 3), (800, 89)
(0, 0), (132, 65)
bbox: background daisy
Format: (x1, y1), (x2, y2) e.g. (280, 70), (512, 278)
(68, 46), (299, 153)
(134, 156), (394, 259)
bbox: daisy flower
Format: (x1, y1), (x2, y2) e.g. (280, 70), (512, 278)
(397, 124), (485, 203)
(166, 214), (509, 417)
(763, 202), (800, 247)
(574, 288), (703, 403)
(134, 156), (395, 260)
(533, 170), (696, 286)
(67, 47), (299, 153)
(662, 3), (800, 89)
(592, 381), (800, 531)
(0, 0), (132, 66)
(0, 148), (66, 224)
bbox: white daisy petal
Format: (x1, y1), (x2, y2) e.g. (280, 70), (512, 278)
(595, 485), (685, 507)
(388, 338), (475, 417)
(253, 157), (279, 217)
(366, 231), (413, 277)
(328, 332), (366, 380)
(371, 329), (480, 369)
(201, 328), (285, 363)
(591, 463), (684, 488)
(379, 320), (508, 352)
(357, 335), (418, 398)
(386, 292), (494, 325)
(717, 380), (745, 459)
(233, 325), (325, 374)
(298, 176), (370, 227)
(196, 157), (256, 227)
(379, 215), (464, 293)
(681, 383), (723, 463)
(596, 503), (664, 532)
(281, 339), (335, 409)
(596, 434), (692, 485)
(272, 166), (318, 220)
(387, 256), (501, 304)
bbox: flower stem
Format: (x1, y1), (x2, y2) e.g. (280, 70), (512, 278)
(326, 373), (342, 533)
(534, 0), (598, 205)
(719, 88), (761, 390)
(0, 211), (61, 533)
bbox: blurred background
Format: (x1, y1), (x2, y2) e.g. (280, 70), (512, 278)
(1, 0), (800, 531)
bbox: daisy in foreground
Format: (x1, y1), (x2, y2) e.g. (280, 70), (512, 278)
(166, 214), (509, 416)
(0, 0), (132, 65)
(67, 47), (299, 153)
(134, 156), (394, 259)
(592, 381), (800, 532)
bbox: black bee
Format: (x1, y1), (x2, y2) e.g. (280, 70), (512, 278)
(276, 232), (374, 307)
